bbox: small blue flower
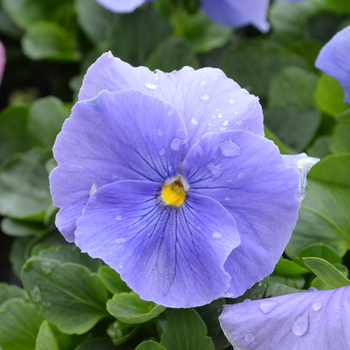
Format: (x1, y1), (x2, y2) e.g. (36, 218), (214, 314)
(96, 0), (270, 32)
(50, 52), (316, 308)
(315, 25), (350, 104)
(220, 286), (350, 350)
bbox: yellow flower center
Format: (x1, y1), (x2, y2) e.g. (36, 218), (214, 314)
(161, 176), (188, 206)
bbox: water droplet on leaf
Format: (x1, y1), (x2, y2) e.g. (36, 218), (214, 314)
(292, 313), (309, 336)
(259, 300), (279, 314)
(30, 286), (42, 303)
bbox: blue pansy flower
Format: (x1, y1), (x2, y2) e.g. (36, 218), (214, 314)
(96, 0), (270, 32)
(315, 25), (350, 104)
(220, 286), (350, 350)
(50, 52), (316, 308)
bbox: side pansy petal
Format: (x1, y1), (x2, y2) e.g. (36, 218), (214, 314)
(315, 25), (350, 103)
(220, 286), (350, 350)
(96, 0), (150, 12)
(50, 90), (188, 242)
(201, 0), (270, 32)
(78, 53), (264, 147)
(182, 131), (301, 297)
(75, 180), (240, 308)
(0, 41), (5, 85)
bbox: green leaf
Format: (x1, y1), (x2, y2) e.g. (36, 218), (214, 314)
(146, 37), (199, 71)
(307, 136), (332, 159)
(9, 237), (32, 278)
(37, 245), (103, 272)
(288, 41), (324, 72)
(332, 124), (350, 154)
(1, 218), (46, 237)
(303, 257), (350, 288)
(0, 149), (51, 221)
(22, 21), (80, 62)
(265, 67), (320, 151)
(315, 74), (349, 116)
(222, 39), (307, 99)
(273, 258), (309, 276)
(287, 180), (350, 258)
(264, 127), (294, 154)
(0, 283), (28, 305)
(107, 320), (139, 346)
(2, 0), (74, 29)
(268, 275), (305, 289)
(76, 338), (120, 350)
(107, 8), (172, 66)
(35, 320), (59, 350)
(310, 277), (334, 290)
(98, 265), (131, 294)
(335, 108), (350, 124)
(0, 298), (44, 350)
(0, 105), (31, 164)
(160, 309), (215, 350)
(28, 96), (69, 149)
(21, 258), (109, 334)
(107, 292), (166, 324)
(182, 10), (231, 54)
(320, 0), (350, 14)
(308, 154), (350, 187)
(265, 283), (302, 297)
(135, 341), (167, 350)
(75, 0), (120, 45)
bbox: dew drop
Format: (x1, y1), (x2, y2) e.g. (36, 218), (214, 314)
(219, 126), (227, 131)
(78, 165), (83, 168)
(234, 111), (238, 115)
(89, 182), (97, 197)
(244, 333), (255, 342)
(30, 286), (42, 303)
(229, 99), (235, 104)
(159, 149), (165, 156)
(225, 197), (230, 201)
(200, 80), (206, 86)
(116, 215), (122, 220)
(200, 93), (209, 101)
(191, 117), (199, 125)
(171, 138), (182, 151)
(308, 287), (318, 292)
(114, 237), (126, 244)
(236, 120), (242, 125)
(119, 263), (123, 269)
(157, 129), (163, 136)
(145, 82), (157, 89)
(218, 113), (223, 118)
(243, 299), (251, 303)
(212, 232), (222, 239)
(43, 301), (52, 308)
(237, 172), (244, 179)
(40, 262), (53, 275)
(312, 302), (323, 311)
(292, 313), (309, 336)
(237, 313), (242, 318)
(197, 226), (201, 230)
(168, 109), (175, 117)
(207, 163), (223, 178)
(223, 120), (229, 126)
(259, 300), (279, 314)
(220, 139), (241, 157)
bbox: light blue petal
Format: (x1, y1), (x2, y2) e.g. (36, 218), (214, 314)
(96, 0), (151, 13)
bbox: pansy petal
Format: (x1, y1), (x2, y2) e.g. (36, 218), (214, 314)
(201, 0), (270, 32)
(50, 89), (188, 241)
(96, 0), (150, 12)
(315, 25), (350, 103)
(75, 180), (240, 308)
(0, 41), (5, 85)
(78, 52), (264, 147)
(220, 286), (350, 350)
(182, 131), (301, 296)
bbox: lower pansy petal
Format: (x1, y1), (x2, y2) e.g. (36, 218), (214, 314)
(201, 0), (270, 32)
(74, 180), (240, 308)
(78, 52), (264, 148)
(182, 131), (302, 297)
(50, 89), (187, 241)
(220, 286), (350, 350)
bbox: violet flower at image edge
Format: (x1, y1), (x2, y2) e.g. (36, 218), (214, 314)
(50, 52), (318, 308)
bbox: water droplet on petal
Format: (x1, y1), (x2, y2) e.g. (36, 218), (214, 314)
(312, 302), (323, 311)
(292, 313), (309, 336)
(157, 129), (163, 136)
(229, 99), (235, 104)
(89, 182), (97, 197)
(260, 300), (279, 314)
(223, 120), (229, 126)
(145, 82), (157, 89)
(212, 232), (222, 239)
(200, 80), (206, 86)
(200, 93), (209, 101)
(30, 286), (42, 303)
(119, 263), (123, 269)
(220, 139), (241, 157)
(116, 215), (122, 220)
(218, 113), (223, 118)
(159, 149), (165, 156)
(308, 287), (318, 292)
(236, 120), (242, 125)
(243, 299), (251, 303)
(191, 117), (199, 125)
(237, 172), (244, 179)
(225, 197), (230, 201)
(171, 138), (182, 151)
(207, 163), (223, 178)
(168, 109), (175, 117)
(244, 333), (255, 342)
(237, 313), (242, 317)
(114, 237), (126, 244)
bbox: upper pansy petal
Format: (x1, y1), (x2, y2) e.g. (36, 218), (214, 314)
(78, 52), (264, 148)
(96, 0), (150, 12)
(201, 0), (270, 32)
(0, 41), (5, 85)
(315, 25), (350, 103)
(220, 286), (350, 350)
(75, 180), (240, 308)
(50, 89), (187, 242)
(182, 131), (301, 297)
